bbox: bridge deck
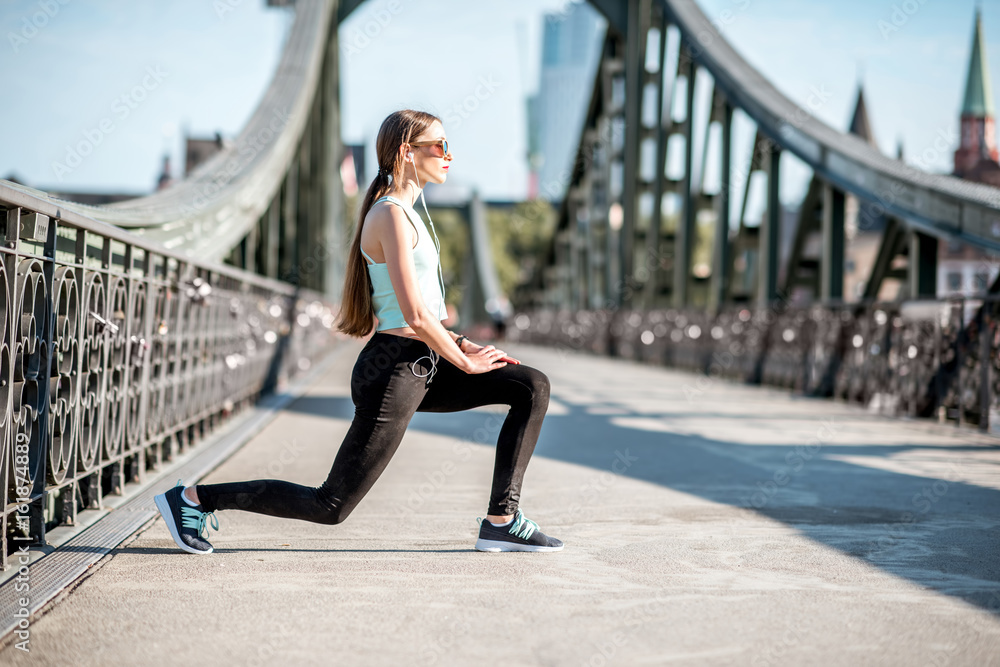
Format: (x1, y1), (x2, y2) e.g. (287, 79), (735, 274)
(4, 340), (999, 665)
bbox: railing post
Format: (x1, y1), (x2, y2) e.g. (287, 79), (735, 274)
(37, 212), (57, 536)
(908, 230), (938, 299)
(710, 101), (733, 312)
(644, 14), (670, 309)
(620, 0), (646, 305)
(673, 51), (696, 308)
(265, 199), (280, 280)
(759, 145), (781, 305)
(981, 308), (992, 432)
(321, 3), (345, 299)
(281, 163), (299, 283)
(821, 184), (845, 301)
(136, 249), (155, 464)
(1, 208), (16, 568)
(957, 301), (966, 428)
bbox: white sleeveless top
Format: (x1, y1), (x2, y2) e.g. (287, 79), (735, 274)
(360, 195), (447, 331)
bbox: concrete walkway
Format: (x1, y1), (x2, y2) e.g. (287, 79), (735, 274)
(4, 339), (1000, 666)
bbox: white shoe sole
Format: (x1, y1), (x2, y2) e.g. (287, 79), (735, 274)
(154, 492), (213, 555)
(475, 538), (564, 552)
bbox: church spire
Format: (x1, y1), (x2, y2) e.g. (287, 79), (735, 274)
(955, 7), (999, 178)
(962, 7), (995, 117)
(848, 84), (877, 148)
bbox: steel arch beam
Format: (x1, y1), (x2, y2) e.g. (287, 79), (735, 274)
(657, 0), (1000, 252)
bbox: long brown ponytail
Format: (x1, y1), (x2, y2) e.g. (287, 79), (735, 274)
(336, 109), (441, 337)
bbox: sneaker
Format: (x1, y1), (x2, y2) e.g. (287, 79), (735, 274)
(154, 481), (219, 555)
(475, 509), (564, 552)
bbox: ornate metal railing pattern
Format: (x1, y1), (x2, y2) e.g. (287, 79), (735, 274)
(0, 189), (338, 568)
(509, 301), (997, 431)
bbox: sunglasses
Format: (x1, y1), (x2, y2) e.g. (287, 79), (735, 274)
(409, 138), (450, 158)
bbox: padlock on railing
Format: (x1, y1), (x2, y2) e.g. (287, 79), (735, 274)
(129, 335), (149, 367)
(183, 277), (213, 304)
(90, 311), (119, 335)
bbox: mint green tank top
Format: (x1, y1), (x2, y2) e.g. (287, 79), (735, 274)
(360, 195), (447, 331)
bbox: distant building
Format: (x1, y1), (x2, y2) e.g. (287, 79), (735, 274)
(954, 9), (999, 184)
(185, 132), (226, 176)
(528, 3), (604, 202)
(843, 8), (1000, 300)
(944, 7), (1000, 296)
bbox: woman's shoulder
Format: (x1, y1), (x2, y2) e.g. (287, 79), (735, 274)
(367, 198), (410, 225)
(364, 199), (418, 245)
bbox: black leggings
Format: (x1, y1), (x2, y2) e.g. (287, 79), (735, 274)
(196, 333), (550, 522)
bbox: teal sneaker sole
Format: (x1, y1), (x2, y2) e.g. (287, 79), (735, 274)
(474, 538), (564, 552)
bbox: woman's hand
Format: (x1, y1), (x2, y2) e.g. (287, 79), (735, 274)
(463, 344), (509, 374)
(463, 341), (521, 366)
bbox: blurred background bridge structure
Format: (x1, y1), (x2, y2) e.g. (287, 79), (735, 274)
(0, 0), (998, 588)
(511, 0), (1000, 439)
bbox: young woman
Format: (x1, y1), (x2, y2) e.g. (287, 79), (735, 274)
(155, 109), (563, 554)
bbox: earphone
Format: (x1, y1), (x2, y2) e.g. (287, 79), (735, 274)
(406, 152), (413, 161)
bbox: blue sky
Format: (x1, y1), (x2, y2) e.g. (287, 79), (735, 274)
(0, 0), (988, 204)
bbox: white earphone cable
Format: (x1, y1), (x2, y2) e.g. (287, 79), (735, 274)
(408, 154), (446, 385)
(410, 157), (447, 301)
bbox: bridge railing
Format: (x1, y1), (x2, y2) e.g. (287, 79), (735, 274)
(509, 300), (997, 432)
(0, 183), (339, 568)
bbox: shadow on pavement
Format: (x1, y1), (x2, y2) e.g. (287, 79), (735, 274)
(279, 391), (1000, 614)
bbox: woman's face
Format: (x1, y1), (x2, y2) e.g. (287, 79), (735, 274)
(408, 120), (452, 185)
